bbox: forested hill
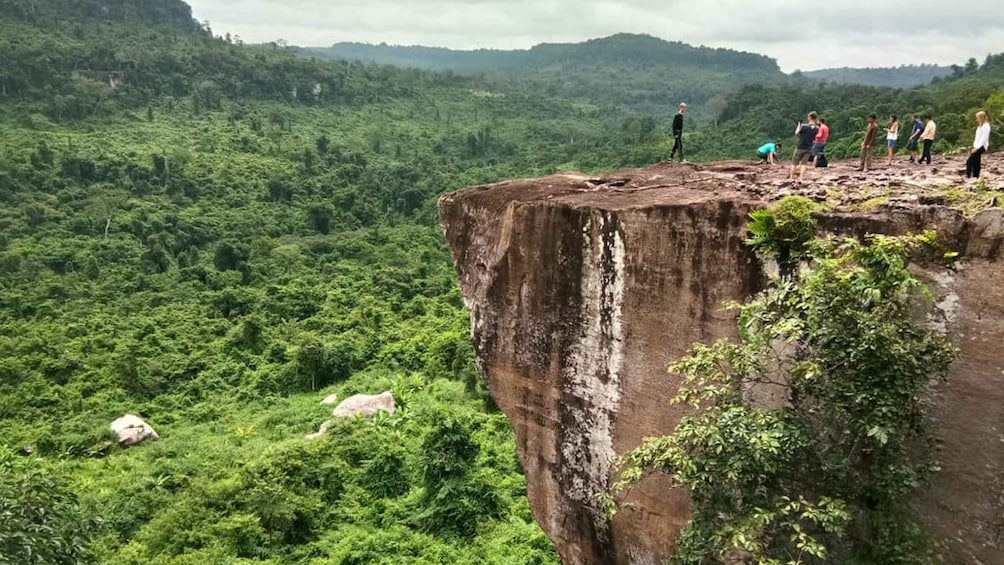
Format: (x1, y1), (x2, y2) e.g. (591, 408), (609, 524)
(0, 1), (686, 564)
(0, 0), (457, 122)
(0, 0), (198, 29)
(802, 64), (955, 88)
(303, 34), (785, 115)
(310, 34), (779, 75)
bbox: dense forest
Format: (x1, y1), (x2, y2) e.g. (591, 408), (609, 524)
(1, 1), (1003, 564)
(0, 1), (666, 563)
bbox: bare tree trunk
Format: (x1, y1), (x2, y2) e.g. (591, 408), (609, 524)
(104, 217), (111, 238)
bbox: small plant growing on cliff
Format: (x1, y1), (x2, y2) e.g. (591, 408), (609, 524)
(611, 232), (958, 565)
(746, 196), (819, 279)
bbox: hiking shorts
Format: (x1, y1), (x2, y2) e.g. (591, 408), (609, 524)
(792, 148), (811, 165)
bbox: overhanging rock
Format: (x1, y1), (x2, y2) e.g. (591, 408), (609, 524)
(440, 156), (1004, 565)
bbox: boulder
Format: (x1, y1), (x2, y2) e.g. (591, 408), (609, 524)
(306, 420), (334, 441)
(320, 393), (339, 405)
(110, 414), (159, 448)
(332, 391), (396, 418)
(305, 392), (396, 440)
(972, 208), (1004, 239)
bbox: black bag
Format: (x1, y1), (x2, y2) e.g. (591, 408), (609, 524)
(814, 154), (828, 168)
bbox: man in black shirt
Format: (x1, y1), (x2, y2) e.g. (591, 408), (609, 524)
(670, 102), (687, 161)
(788, 111), (819, 182)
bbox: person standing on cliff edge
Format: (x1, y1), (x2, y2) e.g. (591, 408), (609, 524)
(670, 102), (687, 161)
(885, 115), (900, 165)
(857, 114), (879, 172)
(907, 114), (924, 163)
(789, 111), (818, 182)
(966, 111), (991, 179)
(919, 114), (937, 165)
(812, 117), (829, 167)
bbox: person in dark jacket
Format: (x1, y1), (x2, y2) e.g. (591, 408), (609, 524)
(906, 115), (924, 163)
(670, 102), (687, 161)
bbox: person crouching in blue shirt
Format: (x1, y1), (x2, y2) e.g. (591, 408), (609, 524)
(757, 141), (782, 165)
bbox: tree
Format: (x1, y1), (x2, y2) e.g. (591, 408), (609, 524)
(293, 335), (328, 391)
(418, 416), (502, 537)
(0, 450), (97, 565)
(746, 195), (818, 279)
(315, 134), (330, 155)
(193, 79), (223, 112)
(214, 241), (252, 282)
(85, 189), (127, 238)
(307, 204), (333, 234)
(612, 200), (958, 564)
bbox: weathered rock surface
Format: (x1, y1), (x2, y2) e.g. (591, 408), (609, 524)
(305, 419), (334, 441)
(320, 393), (339, 406)
(110, 414), (159, 448)
(307, 391), (397, 439)
(440, 154), (1004, 565)
(333, 391), (396, 418)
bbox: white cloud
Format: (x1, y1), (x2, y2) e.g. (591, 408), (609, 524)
(186, 0), (1004, 71)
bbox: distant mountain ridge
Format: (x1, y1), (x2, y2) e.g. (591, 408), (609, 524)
(304, 36), (962, 91)
(302, 34), (784, 115)
(802, 64), (955, 88)
(305, 34), (779, 75)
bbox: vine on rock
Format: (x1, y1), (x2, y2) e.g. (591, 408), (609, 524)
(609, 198), (959, 564)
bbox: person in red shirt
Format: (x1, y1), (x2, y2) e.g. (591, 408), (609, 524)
(811, 117), (830, 167)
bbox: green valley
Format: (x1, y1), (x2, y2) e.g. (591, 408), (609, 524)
(1, 1), (1003, 564)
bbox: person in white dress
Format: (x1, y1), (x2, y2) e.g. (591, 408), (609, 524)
(966, 111), (991, 179)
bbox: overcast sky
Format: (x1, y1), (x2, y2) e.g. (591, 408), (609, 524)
(186, 0), (1004, 71)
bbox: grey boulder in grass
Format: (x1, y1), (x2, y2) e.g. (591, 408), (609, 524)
(110, 414), (159, 448)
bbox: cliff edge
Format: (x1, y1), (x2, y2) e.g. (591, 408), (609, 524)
(439, 156), (1004, 564)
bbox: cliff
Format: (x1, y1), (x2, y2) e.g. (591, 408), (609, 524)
(439, 156), (1004, 564)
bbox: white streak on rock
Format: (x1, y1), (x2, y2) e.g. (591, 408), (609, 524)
(926, 266), (962, 335)
(560, 212), (626, 524)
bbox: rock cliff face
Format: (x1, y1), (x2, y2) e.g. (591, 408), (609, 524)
(440, 157), (1004, 565)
